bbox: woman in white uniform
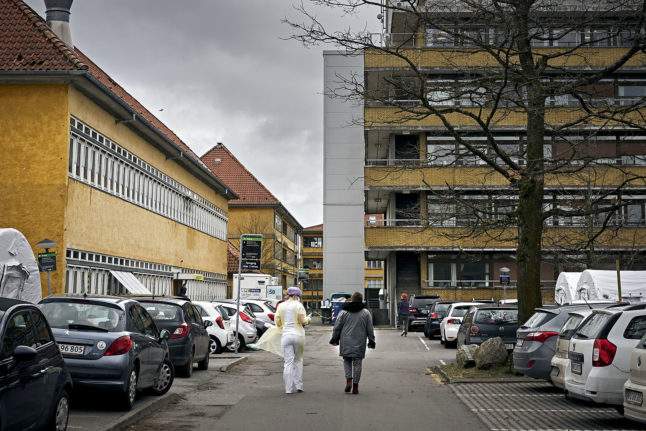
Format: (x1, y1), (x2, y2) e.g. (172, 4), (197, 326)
(274, 287), (310, 394)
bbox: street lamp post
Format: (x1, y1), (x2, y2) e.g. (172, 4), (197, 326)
(499, 266), (511, 303)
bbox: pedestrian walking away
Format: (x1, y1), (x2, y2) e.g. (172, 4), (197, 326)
(329, 292), (376, 394)
(254, 286), (311, 394)
(398, 293), (410, 336)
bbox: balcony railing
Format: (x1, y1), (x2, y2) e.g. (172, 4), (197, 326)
(366, 217), (646, 228)
(424, 279), (557, 288)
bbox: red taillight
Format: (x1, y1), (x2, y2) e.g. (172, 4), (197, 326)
(171, 323), (189, 339)
(409, 307), (419, 314)
(430, 313), (439, 319)
(216, 316), (224, 330)
(104, 336), (133, 356)
(527, 360), (535, 368)
(469, 325), (480, 335)
(447, 318), (459, 324)
(268, 313), (275, 322)
(593, 339), (616, 367)
(525, 331), (558, 343)
(239, 312), (252, 323)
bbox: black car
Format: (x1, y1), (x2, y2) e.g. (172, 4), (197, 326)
(456, 305), (519, 350)
(408, 295), (441, 331)
(136, 297), (211, 377)
(40, 295), (174, 410)
(0, 298), (72, 430)
(424, 300), (457, 339)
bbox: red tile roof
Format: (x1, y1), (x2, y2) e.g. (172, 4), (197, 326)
(201, 143), (279, 205)
(227, 241), (239, 273)
(0, 0), (87, 71)
(304, 224), (323, 232)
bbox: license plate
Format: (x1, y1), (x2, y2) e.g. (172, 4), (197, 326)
(58, 343), (85, 355)
(626, 389), (644, 406)
(505, 343), (514, 350)
(571, 361), (582, 375)
(517, 339), (523, 347)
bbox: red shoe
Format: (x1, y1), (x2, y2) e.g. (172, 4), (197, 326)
(345, 378), (352, 393)
(352, 383), (359, 394)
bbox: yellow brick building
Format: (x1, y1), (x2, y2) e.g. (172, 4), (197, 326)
(0, 0), (235, 299)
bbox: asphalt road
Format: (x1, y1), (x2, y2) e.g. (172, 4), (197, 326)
(125, 326), (486, 431)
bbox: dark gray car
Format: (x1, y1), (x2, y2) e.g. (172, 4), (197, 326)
(0, 298), (73, 430)
(136, 297), (211, 378)
(457, 306), (518, 350)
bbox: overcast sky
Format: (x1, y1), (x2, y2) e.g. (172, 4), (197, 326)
(25, 0), (378, 229)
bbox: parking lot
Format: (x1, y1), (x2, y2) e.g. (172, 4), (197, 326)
(450, 381), (642, 430)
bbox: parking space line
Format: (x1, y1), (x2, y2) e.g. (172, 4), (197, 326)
(418, 335), (430, 351)
(439, 359), (446, 365)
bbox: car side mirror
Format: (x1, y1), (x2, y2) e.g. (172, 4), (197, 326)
(204, 320), (213, 328)
(13, 345), (38, 361)
(159, 329), (170, 341)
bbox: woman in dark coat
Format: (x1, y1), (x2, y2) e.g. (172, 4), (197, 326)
(329, 292), (376, 394)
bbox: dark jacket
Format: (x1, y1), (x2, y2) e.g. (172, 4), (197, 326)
(330, 302), (375, 359)
(398, 299), (410, 316)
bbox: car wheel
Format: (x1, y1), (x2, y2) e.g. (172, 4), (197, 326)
(227, 336), (241, 352)
(119, 368), (138, 410)
(197, 348), (210, 370)
(237, 334), (247, 351)
(209, 336), (222, 355)
(47, 389), (69, 431)
(148, 358), (174, 396)
(178, 348), (194, 378)
(440, 330), (445, 345)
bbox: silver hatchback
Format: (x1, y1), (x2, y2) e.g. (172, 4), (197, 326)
(40, 295), (174, 410)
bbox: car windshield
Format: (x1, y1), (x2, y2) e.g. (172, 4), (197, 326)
(411, 298), (438, 308)
(474, 309), (518, 324)
(521, 311), (555, 329)
(452, 306), (471, 317)
(264, 301), (276, 312)
(434, 303), (452, 313)
(142, 303), (182, 323)
(575, 312), (613, 339)
(558, 314), (584, 340)
(40, 301), (125, 332)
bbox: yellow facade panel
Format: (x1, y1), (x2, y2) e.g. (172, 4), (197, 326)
(0, 84), (70, 295)
(64, 181), (226, 274)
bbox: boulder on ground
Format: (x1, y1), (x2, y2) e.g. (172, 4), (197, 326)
(456, 344), (478, 368)
(474, 337), (509, 369)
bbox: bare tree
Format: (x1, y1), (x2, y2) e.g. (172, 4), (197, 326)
(287, 0), (646, 320)
(230, 214), (276, 275)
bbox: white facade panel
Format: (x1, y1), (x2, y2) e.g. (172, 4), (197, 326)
(323, 51), (365, 301)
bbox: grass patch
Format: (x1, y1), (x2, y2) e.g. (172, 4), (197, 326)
(439, 360), (514, 380)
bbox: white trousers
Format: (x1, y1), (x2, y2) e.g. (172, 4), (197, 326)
(281, 334), (304, 393)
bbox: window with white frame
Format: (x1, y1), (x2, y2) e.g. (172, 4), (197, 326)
(68, 117), (227, 241)
(366, 279), (383, 289)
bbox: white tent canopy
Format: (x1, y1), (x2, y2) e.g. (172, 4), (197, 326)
(576, 269), (646, 303)
(0, 228), (42, 303)
(554, 272), (582, 305)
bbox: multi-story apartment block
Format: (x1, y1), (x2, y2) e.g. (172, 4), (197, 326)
(302, 224), (323, 306)
(201, 143), (303, 290)
(325, 0), (646, 323)
(0, 0), (235, 299)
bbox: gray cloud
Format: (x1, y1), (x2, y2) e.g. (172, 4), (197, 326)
(24, 0), (377, 228)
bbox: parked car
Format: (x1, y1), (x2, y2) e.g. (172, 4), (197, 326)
(456, 305), (518, 350)
(440, 302), (483, 348)
(136, 296), (210, 378)
(193, 301), (234, 355)
(424, 300), (457, 339)
(513, 303), (617, 381)
(212, 300), (257, 349)
(624, 330), (646, 423)
(0, 298), (73, 430)
(565, 304), (646, 406)
(40, 295), (174, 410)
(239, 298), (277, 336)
(549, 309), (595, 390)
(408, 295), (441, 332)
